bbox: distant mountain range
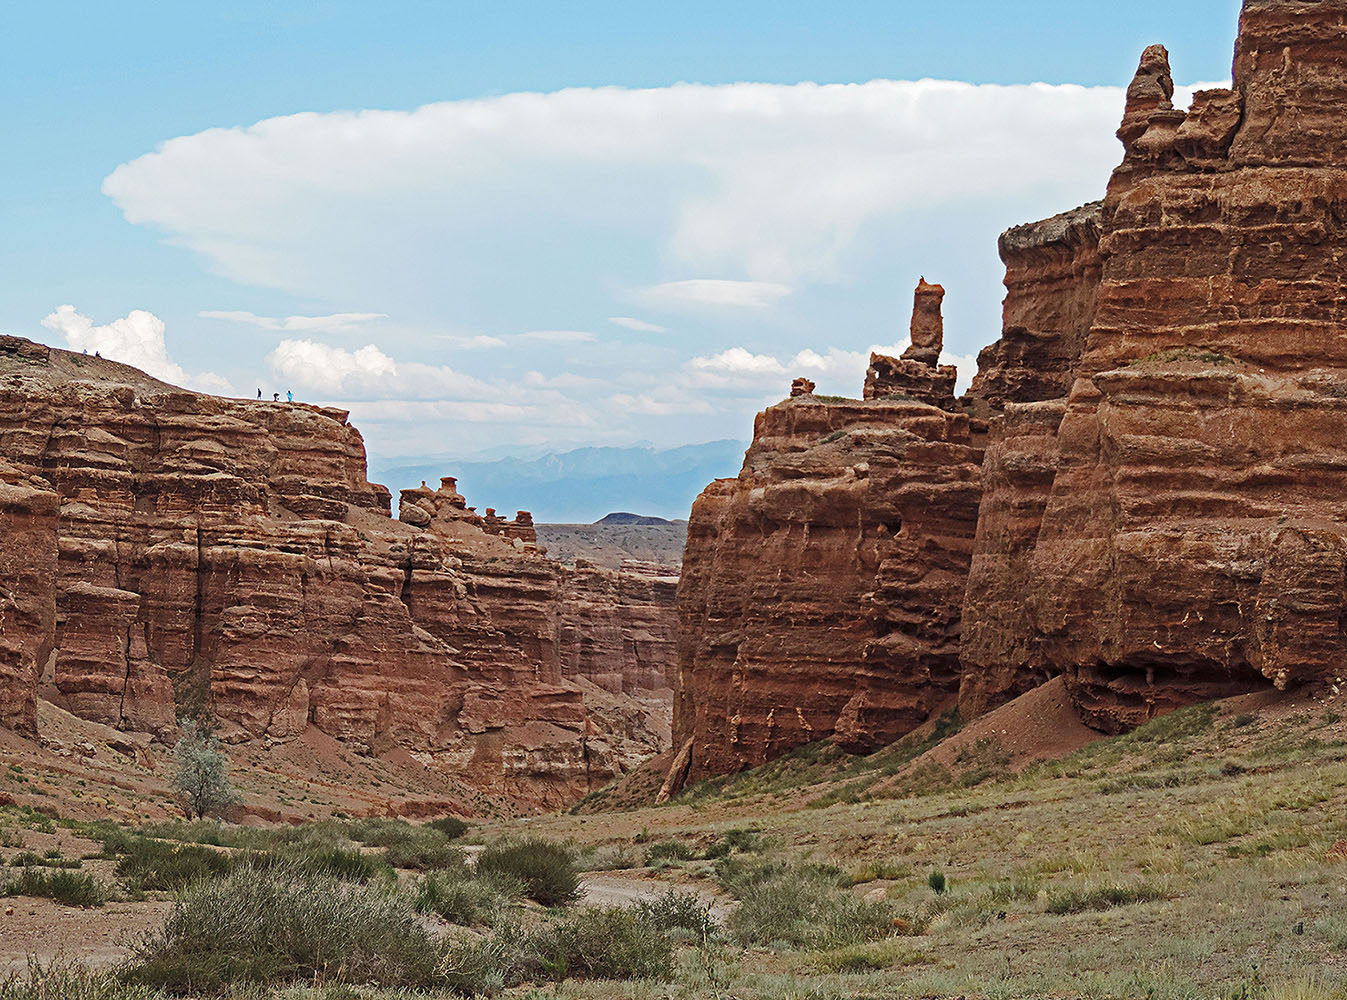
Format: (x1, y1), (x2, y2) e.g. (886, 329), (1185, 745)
(369, 440), (748, 523)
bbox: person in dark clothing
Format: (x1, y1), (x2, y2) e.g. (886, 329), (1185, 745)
(257, 388), (262, 399)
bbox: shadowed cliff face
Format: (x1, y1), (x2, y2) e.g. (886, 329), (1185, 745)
(0, 337), (674, 813)
(675, 0), (1347, 784)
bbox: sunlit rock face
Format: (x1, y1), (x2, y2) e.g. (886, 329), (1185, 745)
(674, 283), (985, 781)
(677, 0), (1347, 783)
(0, 337), (675, 813)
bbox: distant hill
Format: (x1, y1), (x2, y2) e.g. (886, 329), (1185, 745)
(370, 440), (747, 523)
(536, 517), (688, 570)
(596, 513), (676, 526)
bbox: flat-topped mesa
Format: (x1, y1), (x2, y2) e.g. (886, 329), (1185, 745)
(0, 335), (677, 813)
(969, 202), (1103, 415)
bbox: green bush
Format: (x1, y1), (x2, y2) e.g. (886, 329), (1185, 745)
(644, 839), (697, 864)
(726, 864), (893, 949)
(427, 816), (469, 839)
(413, 867), (523, 927)
(8, 852), (42, 867)
(477, 838), (582, 906)
(1044, 879), (1166, 915)
(3, 867), (106, 907)
(113, 838), (232, 891)
(634, 888), (716, 935)
(124, 860), (441, 992)
(928, 870), (947, 894)
(525, 906), (675, 981)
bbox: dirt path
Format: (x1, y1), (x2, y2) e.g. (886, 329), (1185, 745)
(581, 870), (732, 920)
(0, 897), (172, 972)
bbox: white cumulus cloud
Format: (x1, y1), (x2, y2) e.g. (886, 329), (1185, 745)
(41, 306), (233, 395)
(266, 338), (515, 402)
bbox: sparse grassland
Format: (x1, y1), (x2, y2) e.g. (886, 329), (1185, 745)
(4, 696), (1347, 997)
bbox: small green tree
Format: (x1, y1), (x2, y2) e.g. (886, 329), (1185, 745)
(171, 718), (239, 820)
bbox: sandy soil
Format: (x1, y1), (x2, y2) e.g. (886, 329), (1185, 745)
(0, 898), (172, 972)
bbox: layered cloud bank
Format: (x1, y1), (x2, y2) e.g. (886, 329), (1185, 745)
(104, 79), (1134, 299)
(95, 77), (1217, 457)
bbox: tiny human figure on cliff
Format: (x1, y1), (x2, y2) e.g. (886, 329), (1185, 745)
(286, 390), (293, 403)
(273, 392), (280, 402)
(257, 388), (262, 399)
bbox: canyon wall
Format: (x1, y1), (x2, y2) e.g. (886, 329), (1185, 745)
(0, 339), (674, 812)
(673, 290), (984, 782)
(674, 0), (1347, 781)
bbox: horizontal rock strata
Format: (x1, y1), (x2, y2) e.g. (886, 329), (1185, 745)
(0, 340), (675, 811)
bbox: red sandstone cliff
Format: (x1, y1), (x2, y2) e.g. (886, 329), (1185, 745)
(0, 338), (674, 812)
(673, 284), (984, 782)
(675, 0), (1347, 781)
(971, 2), (1347, 731)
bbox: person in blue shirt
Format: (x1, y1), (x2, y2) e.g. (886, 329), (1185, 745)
(286, 390), (293, 403)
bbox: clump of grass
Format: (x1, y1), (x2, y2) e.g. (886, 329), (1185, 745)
(927, 870), (947, 894)
(383, 836), (465, 871)
(644, 839), (697, 865)
(2, 867), (106, 907)
(704, 827), (766, 859)
(634, 888), (717, 935)
(477, 838), (582, 906)
(0, 958), (160, 1000)
(1044, 879), (1166, 915)
(810, 938), (937, 973)
(848, 860), (912, 885)
(413, 866), (523, 927)
(724, 863), (893, 949)
(522, 906), (675, 981)
(124, 860), (441, 992)
(112, 838), (232, 891)
(247, 844), (389, 883)
(578, 843), (641, 871)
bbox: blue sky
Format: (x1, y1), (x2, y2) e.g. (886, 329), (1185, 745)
(2, 1), (1242, 461)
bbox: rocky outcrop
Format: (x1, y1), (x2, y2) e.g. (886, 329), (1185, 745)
(678, 0), (1347, 777)
(0, 460), (58, 737)
(966, 3), (1347, 731)
(967, 203), (1102, 414)
(0, 341), (675, 812)
(673, 284), (984, 781)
